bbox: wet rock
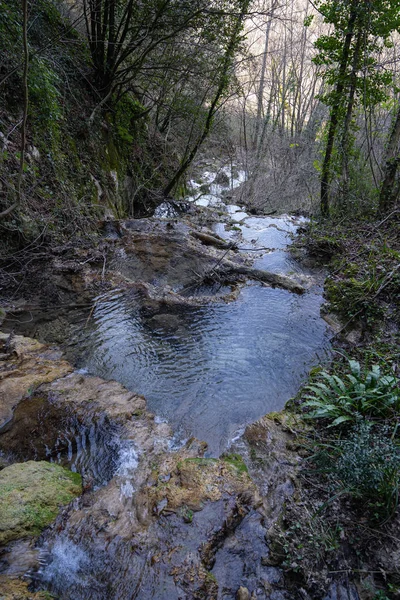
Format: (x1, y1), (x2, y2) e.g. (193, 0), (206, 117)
(36, 447), (258, 599)
(0, 334), (300, 600)
(146, 313), (181, 332)
(239, 414), (300, 522)
(0, 461), (81, 545)
(214, 171), (230, 187)
(237, 586), (251, 600)
(0, 370), (173, 489)
(0, 333), (72, 429)
(0, 538), (40, 580)
(323, 582), (360, 600)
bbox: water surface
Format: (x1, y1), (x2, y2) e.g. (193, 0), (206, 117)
(70, 209), (329, 455)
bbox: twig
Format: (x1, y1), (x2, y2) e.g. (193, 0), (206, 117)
(85, 303), (96, 327)
(101, 253), (107, 281)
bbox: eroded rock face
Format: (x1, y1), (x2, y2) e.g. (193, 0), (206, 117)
(0, 461), (82, 545)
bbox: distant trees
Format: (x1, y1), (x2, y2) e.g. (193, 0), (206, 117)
(225, 0), (325, 214)
(313, 0), (400, 215)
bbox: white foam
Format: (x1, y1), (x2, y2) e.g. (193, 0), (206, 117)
(116, 442), (138, 477)
(40, 539), (89, 587)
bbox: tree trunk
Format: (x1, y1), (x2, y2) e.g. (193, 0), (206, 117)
(340, 28), (363, 201)
(379, 104), (400, 213)
(252, 1), (276, 150)
(320, 4), (358, 216)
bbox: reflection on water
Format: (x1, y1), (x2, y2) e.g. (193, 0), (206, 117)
(71, 280), (328, 456)
(67, 208), (329, 455)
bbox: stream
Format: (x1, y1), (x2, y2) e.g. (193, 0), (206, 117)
(0, 164), (332, 599)
(64, 167), (329, 456)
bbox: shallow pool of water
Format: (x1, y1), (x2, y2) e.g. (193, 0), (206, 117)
(70, 276), (328, 455)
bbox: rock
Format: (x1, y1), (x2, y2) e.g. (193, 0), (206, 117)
(323, 582), (360, 600)
(240, 414), (300, 522)
(0, 333), (292, 600)
(214, 171), (230, 186)
(0, 461), (82, 545)
(147, 313), (181, 332)
(237, 586), (251, 600)
(0, 332), (72, 429)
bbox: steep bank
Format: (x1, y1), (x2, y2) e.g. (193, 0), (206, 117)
(0, 0), (179, 260)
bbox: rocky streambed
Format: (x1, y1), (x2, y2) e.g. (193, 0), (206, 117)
(0, 166), (335, 599)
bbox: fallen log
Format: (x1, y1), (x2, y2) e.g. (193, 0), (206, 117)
(190, 231), (236, 250)
(217, 261), (305, 294)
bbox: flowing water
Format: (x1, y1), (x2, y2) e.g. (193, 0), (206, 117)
(0, 165), (332, 599)
(64, 168), (329, 456)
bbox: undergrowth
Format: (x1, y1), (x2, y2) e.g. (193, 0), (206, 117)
(276, 214), (400, 598)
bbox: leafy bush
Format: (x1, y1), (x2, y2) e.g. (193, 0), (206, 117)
(314, 421), (400, 520)
(304, 359), (400, 427)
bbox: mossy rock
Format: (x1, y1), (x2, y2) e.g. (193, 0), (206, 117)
(0, 461), (82, 545)
(221, 453), (248, 474)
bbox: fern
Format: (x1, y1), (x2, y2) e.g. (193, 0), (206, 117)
(304, 359), (400, 426)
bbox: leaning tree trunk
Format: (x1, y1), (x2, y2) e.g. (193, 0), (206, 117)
(379, 104), (400, 214)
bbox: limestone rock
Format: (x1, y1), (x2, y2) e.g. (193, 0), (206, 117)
(0, 332), (72, 428)
(237, 586), (251, 600)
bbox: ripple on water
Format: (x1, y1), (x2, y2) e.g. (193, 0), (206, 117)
(70, 278), (329, 456)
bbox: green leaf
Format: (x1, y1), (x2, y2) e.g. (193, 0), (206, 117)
(349, 360), (361, 378)
(328, 415), (353, 427)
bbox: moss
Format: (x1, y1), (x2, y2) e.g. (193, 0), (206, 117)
(325, 276), (384, 322)
(267, 410), (306, 433)
(221, 453), (248, 474)
(183, 458), (218, 467)
(0, 577), (54, 599)
(204, 571), (217, 584)
(0, 461), (82, 545)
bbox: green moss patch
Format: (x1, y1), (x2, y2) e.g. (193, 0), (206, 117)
(221, 453), (248, 474)
(0, 461), (82, 545)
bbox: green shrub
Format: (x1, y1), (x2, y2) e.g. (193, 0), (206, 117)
(314, 421), (400, 520)
(304, 359), (400, 427)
